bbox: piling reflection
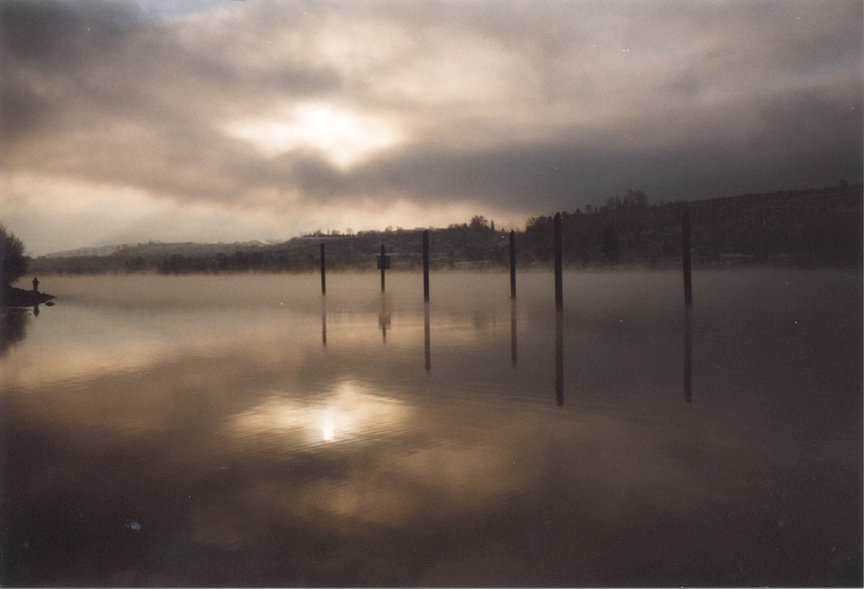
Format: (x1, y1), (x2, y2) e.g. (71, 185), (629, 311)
(555, 309), (563, 407)
(684, 307), (693, 402)
(424, 303), (431, 372)
(510, 298), (518, 367)
(321, 296), (327, 347)
(379, 293), (391, 343)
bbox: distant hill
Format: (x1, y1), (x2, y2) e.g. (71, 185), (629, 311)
(28, 184), (862, 275)
(42, 240), (274, 259)
(41, 245), (124, 258)
(522, 183), (862, 268)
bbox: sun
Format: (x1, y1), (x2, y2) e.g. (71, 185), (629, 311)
(226, 102), (404, 169)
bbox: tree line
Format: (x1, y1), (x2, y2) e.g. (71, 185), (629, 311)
(19, 183), (864, 276)
(1, 225), (28, 285)
(523, 185), (861, 267)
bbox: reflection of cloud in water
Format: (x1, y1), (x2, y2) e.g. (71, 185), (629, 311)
(4, 272), (860, 585)
(2, 306), (321, 389)
(390, 443), (536, 504)
(219, 382), (562, 529)
(188, 401), (728, 552)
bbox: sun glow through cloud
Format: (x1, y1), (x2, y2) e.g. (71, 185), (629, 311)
(1, 1), (860, 254)
(225, 103), (405, 169)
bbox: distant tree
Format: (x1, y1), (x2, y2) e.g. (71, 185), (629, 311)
(215, 252), (229, 271)
(623, 189), (648, 208)
(601, 225), (621, 262)
(124, 256), (147, 273)
(0, 224), (28, 285)
(470, 215), (489, 230)
(603, 196), (622, 212)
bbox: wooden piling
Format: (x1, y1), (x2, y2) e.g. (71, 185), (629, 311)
(423, 230), (430, 302)
(319, 243), (326, 295)
(553, 213), (563, 310)
(509, 230), (516, 299)
(682, 206), (693, 307)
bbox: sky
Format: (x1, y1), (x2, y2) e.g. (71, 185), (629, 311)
(1, 0), (861, 255)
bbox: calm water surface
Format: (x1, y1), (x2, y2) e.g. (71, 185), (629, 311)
(1, 270), (861, 586)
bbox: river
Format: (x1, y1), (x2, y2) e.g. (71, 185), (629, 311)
(1, 269), (861, 586)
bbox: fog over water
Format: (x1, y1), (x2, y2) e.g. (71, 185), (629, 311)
(1, 270), (861, 586)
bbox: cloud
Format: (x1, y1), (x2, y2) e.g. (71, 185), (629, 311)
(0, 0), (861, 252)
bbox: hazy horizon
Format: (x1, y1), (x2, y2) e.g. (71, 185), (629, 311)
(1, 0), (861, 256)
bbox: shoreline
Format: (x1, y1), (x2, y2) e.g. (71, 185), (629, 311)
(1, 285), (55, 308)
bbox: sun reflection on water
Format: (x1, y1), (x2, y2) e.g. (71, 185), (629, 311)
(231, 380), (410, 448)
(320, 417), (336, 442)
